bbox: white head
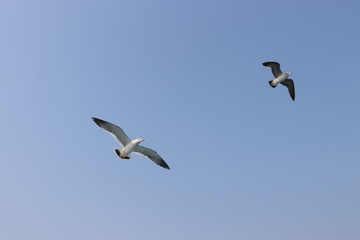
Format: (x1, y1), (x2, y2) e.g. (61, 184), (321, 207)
(286, 72), (293, 76)
(135, 138), (145, 143)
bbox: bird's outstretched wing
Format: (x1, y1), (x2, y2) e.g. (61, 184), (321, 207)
(263, 62), (282, 78)
(133, 145), (170, 170)
(281, 79), (295, 101)
(92, 117), (131, 146)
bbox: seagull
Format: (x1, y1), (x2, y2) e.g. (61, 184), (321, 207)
(92, 117), (170, 170)
(263, 61), (295, 101)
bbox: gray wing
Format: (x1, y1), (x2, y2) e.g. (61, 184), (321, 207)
(92, 117), (131, 146)
(280, 79), (295, 101)
(263, 62), (282, 78)
(133, 145), (170, 170)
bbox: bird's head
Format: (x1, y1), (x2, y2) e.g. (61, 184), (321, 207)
(135, 138), (145, 143)
(287, 72), (293, 76)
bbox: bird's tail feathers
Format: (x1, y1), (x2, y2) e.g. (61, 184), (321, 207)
(269, 80), (277, 88)
(115, 149), (130, 159)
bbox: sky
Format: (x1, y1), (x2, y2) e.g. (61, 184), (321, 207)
(0, 0), (359, 239)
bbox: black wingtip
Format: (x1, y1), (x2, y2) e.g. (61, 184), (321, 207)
(115, 149), (121, 157)
(291, 90), (295, 101)
(92, 117), (101, 122)
(92, 117), (99, 123)
(92, 117), (108, 126)
(263, 61), (279, 66)
(161, 160), (171, 170)
(290, 91), (295, 101)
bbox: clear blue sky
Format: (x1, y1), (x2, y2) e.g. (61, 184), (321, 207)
(0, 0), (359, 239)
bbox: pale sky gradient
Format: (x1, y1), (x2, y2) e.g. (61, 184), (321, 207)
(0, 0), (359, 239)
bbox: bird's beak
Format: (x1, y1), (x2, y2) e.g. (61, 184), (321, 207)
(140, 139), (145, 142)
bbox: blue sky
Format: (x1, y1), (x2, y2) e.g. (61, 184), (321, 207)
(0, 0), (359, 239)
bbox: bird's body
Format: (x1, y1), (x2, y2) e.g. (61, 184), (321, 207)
(269, 72), (292, 87)
(92, 117), (170, 170)
(263, 61), (296, 101)
(115, 139), (144, 159)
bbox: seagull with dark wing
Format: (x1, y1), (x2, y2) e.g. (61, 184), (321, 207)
(263, 61), (295, 101)
(92, 117), (170, 170)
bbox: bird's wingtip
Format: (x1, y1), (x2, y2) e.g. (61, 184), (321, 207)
(160, 159), (171, 170)
(263, 61), (279, 66)
(161, 160), (170, 170)
(92, 117), (107, 125)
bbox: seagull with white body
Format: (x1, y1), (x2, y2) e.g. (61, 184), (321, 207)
(263, 61), (295, 101)
(92, 117), (170, 170)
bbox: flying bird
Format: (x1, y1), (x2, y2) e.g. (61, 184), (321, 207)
(263, 61), (295, 101)
(92, 117), (170, 170)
